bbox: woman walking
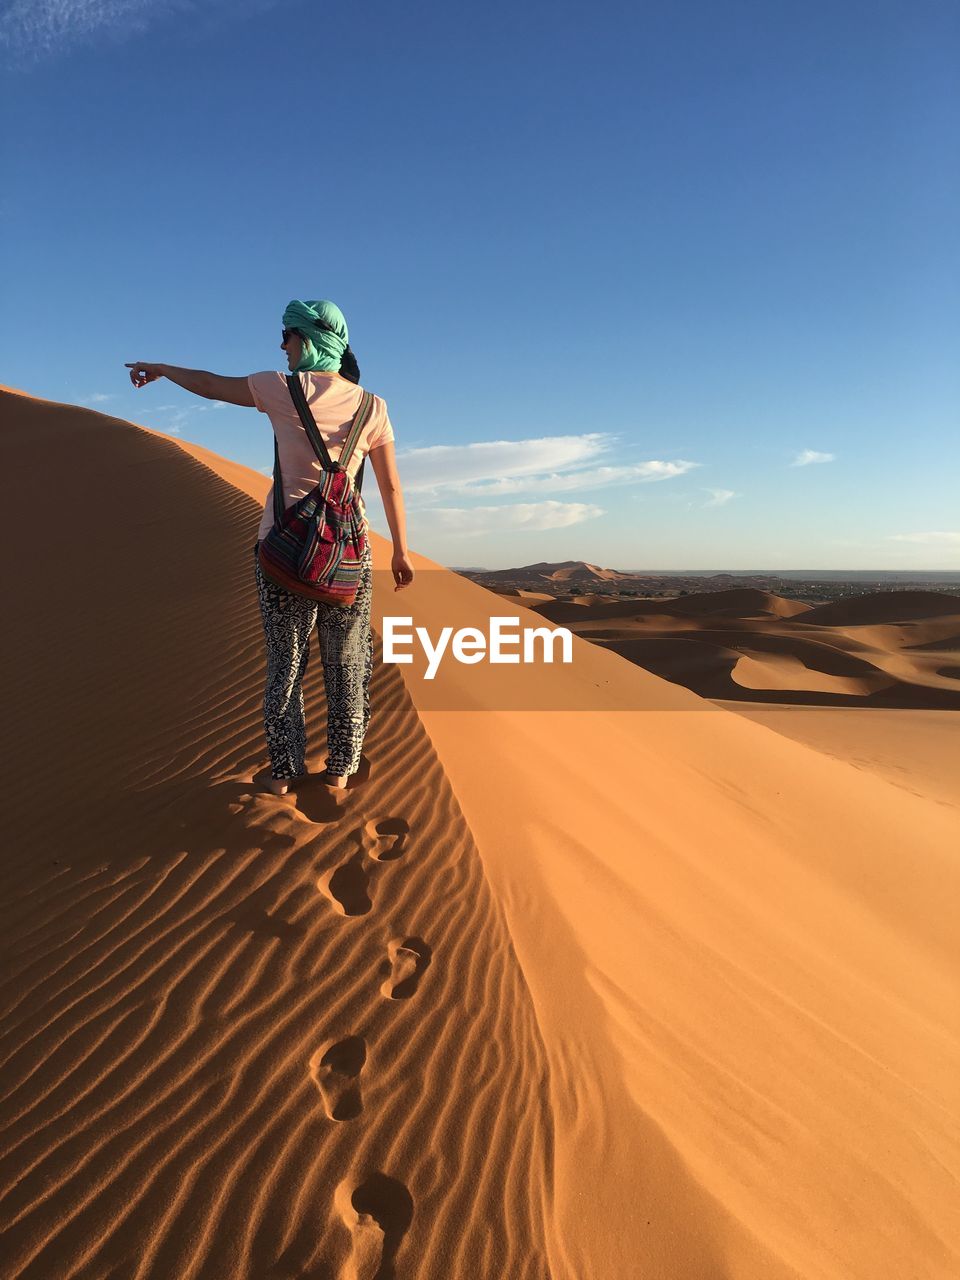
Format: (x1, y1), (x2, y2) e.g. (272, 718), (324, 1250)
(126, 298), (414, 797)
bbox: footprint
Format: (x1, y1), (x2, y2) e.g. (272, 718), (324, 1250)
(335, 1172), (414, 1280)
(378, 937), (432, 1000)
(310, 1036), (366, 1121)
(363, 818), (410, 862)
(317, 851), (372, 916)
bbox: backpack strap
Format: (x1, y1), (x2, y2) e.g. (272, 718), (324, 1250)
(337, 390), (376, 474)
(285, 373), (374, 496)
(271, 436), (284, 525)
(286, 372), (335, 469)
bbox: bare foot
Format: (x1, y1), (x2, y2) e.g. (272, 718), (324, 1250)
(322, 771), (349, 791)
(265, 773), (305, 796)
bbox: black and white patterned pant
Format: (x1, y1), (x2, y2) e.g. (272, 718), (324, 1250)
(252, 539), (374, 781)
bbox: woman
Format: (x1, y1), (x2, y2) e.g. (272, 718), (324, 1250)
(126, 298), (414, 797)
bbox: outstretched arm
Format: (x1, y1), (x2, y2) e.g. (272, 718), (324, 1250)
(125, 362), (255, 407)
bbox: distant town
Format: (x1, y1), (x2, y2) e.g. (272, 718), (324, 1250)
(452, 561), (960, 606)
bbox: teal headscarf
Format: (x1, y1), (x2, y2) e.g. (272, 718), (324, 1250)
(282, 298), (349, 373)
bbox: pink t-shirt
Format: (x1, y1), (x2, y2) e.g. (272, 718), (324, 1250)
(248, 370), (395, 543)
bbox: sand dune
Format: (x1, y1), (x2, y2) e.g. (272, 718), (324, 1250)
(800, 590), (960, 626)
(529, 588), (960, 709)
(482, 560), (636, 585)
(1, 387), (958, 1280)
(493, 588), (558, 606)
(526, 589), (810, 623)
(650, 586), (812, 619)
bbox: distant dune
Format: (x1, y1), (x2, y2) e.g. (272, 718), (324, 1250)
(1, 386), (958, 1280)
(493, 587), (558, 606)
(659, 586), (812, 618)
(479, 558), (638, 584)
(798, 590), (960, 626)
(528, 586), (960, 709)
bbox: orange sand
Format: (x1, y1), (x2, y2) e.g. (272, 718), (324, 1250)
(1, 386), (958, 1280)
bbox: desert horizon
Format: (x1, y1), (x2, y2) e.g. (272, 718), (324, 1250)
(452, 558), (960, 580)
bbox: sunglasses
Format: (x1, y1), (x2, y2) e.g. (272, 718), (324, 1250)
(282, 315), (339, 345)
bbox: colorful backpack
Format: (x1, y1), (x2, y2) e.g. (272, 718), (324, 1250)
(257, 373), (374, 606)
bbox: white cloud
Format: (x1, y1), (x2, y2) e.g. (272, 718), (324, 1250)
(702, 488), (736, 507)
(886, 531), (960, 545)
(790, 449), (835, 467)
(413, 500), (605, 537)
(438, 461), (699, 497)
(399, 433), (698, 498)
(80, 392), (116, 404)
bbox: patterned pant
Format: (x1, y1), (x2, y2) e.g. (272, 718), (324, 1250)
(252, 539), (374, 780)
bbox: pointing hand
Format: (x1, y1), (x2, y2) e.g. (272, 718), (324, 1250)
(125, 362), (165, 389)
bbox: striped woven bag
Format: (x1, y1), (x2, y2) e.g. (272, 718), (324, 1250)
(257, 373), (375, 606)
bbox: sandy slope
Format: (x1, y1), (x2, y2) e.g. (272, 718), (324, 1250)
(712, 704), (960, 811)
(1, 387), (958, 1280)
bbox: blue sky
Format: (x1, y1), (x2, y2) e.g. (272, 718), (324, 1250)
(2, 0), (957, 570)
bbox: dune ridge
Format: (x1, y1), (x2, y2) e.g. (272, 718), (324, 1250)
(1, 388), (958, 1279)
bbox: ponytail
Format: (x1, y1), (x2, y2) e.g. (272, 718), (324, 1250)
(339, 344), (360, 384)
(338, 343), (365, 493)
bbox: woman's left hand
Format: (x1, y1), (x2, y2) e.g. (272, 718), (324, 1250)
(126, 362), (166, 389)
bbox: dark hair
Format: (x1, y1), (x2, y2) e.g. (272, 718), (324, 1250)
(305, 312), (360, 385)
(339, 344), (360, 384)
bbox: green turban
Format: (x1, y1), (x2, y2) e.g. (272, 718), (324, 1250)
(282, 299), (349, 373)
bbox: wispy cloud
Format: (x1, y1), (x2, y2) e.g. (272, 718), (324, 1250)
(1, 0), (278, 62)
(886, 531), (960, 545)
(79, 392), (116, 404)
(398, 434), (699, 498)
(134, 404), (194, 436)
(433, 462), (699, 498)
(702, 488), (736, 507)
(1, 1), (159, 59)
(412, 500), (605, 537)
(790, 449), (835, 467)
(133, 397), (226, 437)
